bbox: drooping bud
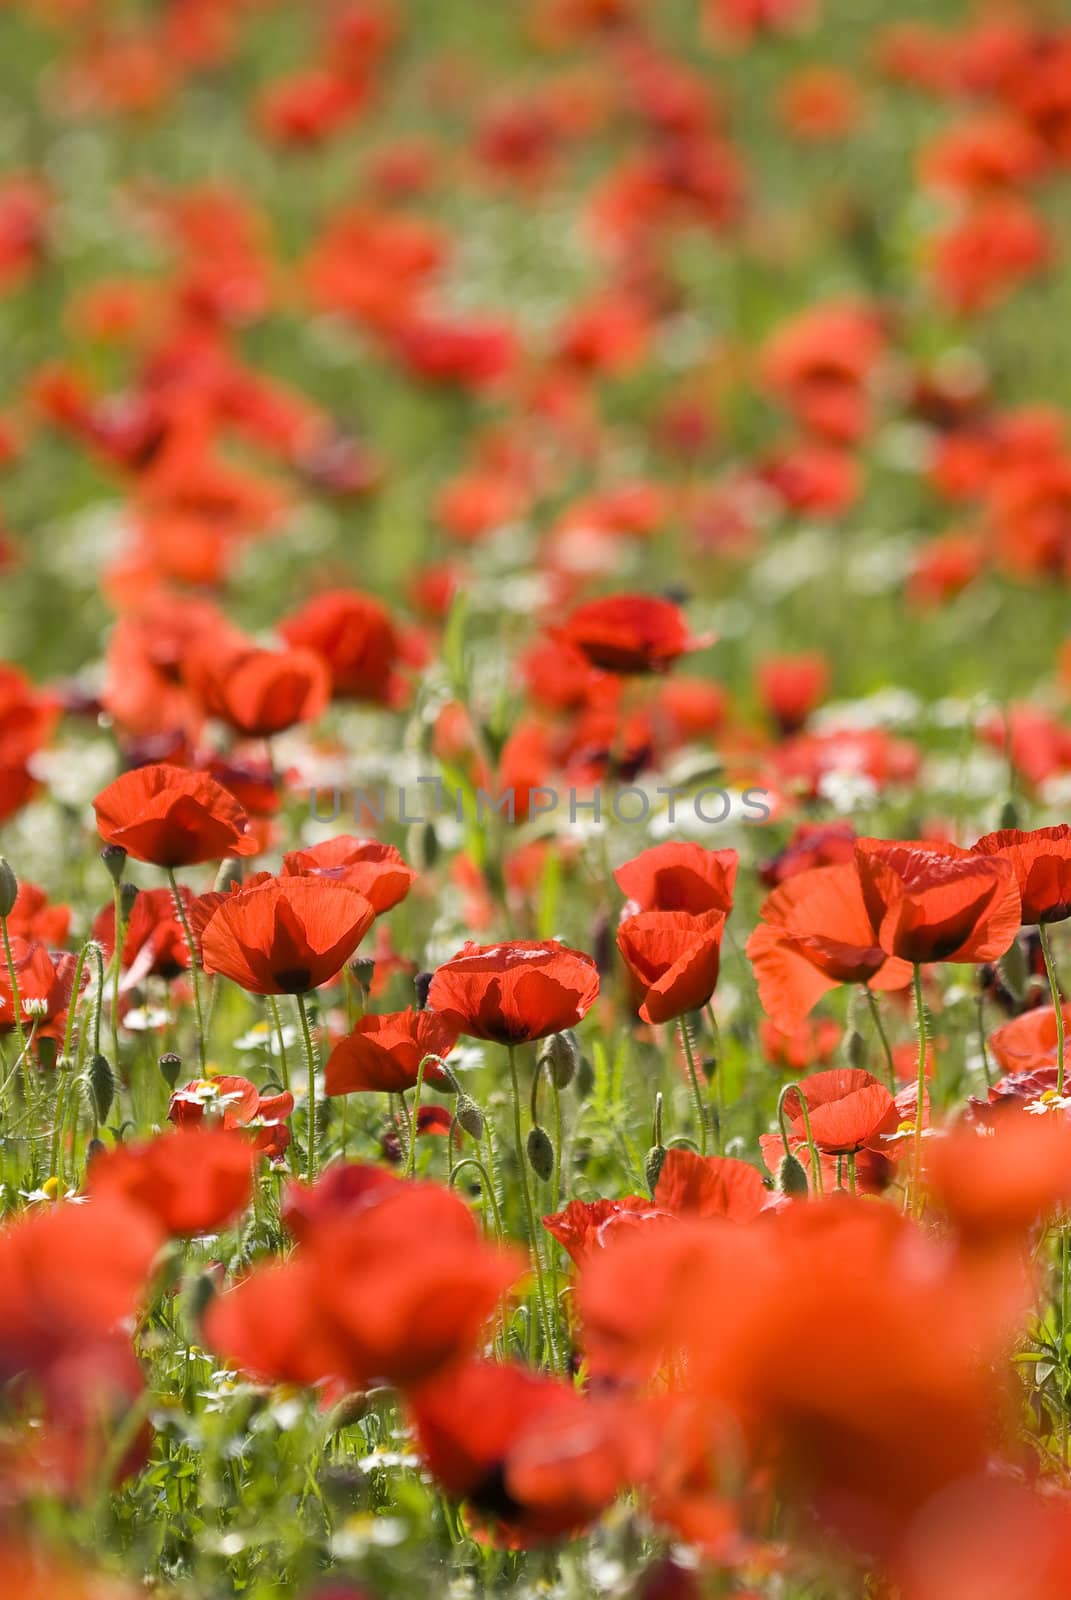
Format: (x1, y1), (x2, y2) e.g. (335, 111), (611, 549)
(0, 858), (17, 918)
(100, 844), (128, 885)
(540, 1030), (579, 1089)
(158, 1051), (182, 1089)
(645, 1143), (667, 1195)
(86, 1052), (116, 1125)
(526, 1125), (555, 1182)
(413, 970), (433, 1010)
(454, 1094), (484, 1141)
(778, 1151), (810, 1198)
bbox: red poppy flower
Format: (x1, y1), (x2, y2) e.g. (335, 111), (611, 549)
(427, 940), (599, 1044)
(205, 1173), (523, 1390)
(653, 1149), (768, 1222)
(989, 1003), (1071, 1083)
(187, 640), (330, 739)
(280, 1161), (402, 1242)
(7, 882), (70, 947)
(746, 862), (912, 1035)
(542, 1196), (671, 1266)
(407, 1359), (637, 1544)
(924, 1112), (1071, 1240)
(855, 837), (1021, 964)
(0, 939), (84, 1040)
(87, 1127), (255, 1238)
(92, 884), (195, 983)
(614, 842), (737, 917)
(782, 1068), (898, 1155)
(279, 588), (411, 705)
(556, 594), (713, 676)
(200, 877), (376, 995)
(282, 836), (416, 915)
(970, 825), (1071, 925)
(325, 1009), (457, 1095)
(168, 1073), (294, 1161)
(617, 909), (725, 1024)
(93, 763), (259, 867)
(756, 651), (830, 735)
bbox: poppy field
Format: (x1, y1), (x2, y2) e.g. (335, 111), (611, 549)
(9, 0), (1071, 1596)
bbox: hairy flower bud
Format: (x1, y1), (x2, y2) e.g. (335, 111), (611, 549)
(645, 1143), (667, 1195)
(540, 1029), (579, 1089)
(85, 1052), (116, 1126)
(779, 1151), (810, 1198)
(0, 858), (17, 918)
(526, 1124), (555, 1182)
(454, 1094), (484, 1141)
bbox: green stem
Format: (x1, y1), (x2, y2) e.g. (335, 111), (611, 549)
(912, 964), (927, 1213)
(863, 983), (896, 1092)
(296, 992), (319, 1186)
(1040, 922), (1066, 1097)
(267, 996), (291, 1093)
(704, 1001), (723, 1151)
(777, 1080), (824, 1197)
(404, 1054), (435, 1179)
(167, 870), (206, 1071)
(506, 1044), (557, 1368)
(678, 1018), (708, 1156)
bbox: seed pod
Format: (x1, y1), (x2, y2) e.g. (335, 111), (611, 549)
(0, 858), (17, 918)
(541, 1030), (579, 1089)
(526, 1125), (555, 1182)
(86, 1052), (116, 1126)
(350, 956), (375, 995)
(454, 1094), (484, 1141)
(779, 1151), (810, 1198)
(119, 881), (140, 918)
(645, 1143), (667, 1195)
(100, 844), (128, 885)
(158, 1051), (182, 1089)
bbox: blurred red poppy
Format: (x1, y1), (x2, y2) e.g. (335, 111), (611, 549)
(279, 588), (413, 705)
(87, 1126), (255, 1237)
(556, 594), (712, 675)
(187, 640), (330, 738)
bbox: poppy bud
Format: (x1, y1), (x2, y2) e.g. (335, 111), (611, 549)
(100, 844), (128, 885)
(214, 856), (244, 894)
(324, 1391), (369, 1435)
(408, 819), (439, 872)
(454, 1094), (484, 1140)
(158, 1051), (182, 1089)
(998, 797), (1021, 830)
(85, 1136), (106, 1167)
(779, 1151), (810, 1198)
(645, 1143), (667, 1194)
(540, 1029), (579, 1089)
(844, 1026), (868, 1071)
(119, 881), (139, 918)
(0, 857), (17, 918)
(576, 1053), (595, 1098)
(350, 956), (375, 996)
(85, 1052), (116, 1125)
(413, 970), (433, 1009)
(526, 1124), (555, 1181)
